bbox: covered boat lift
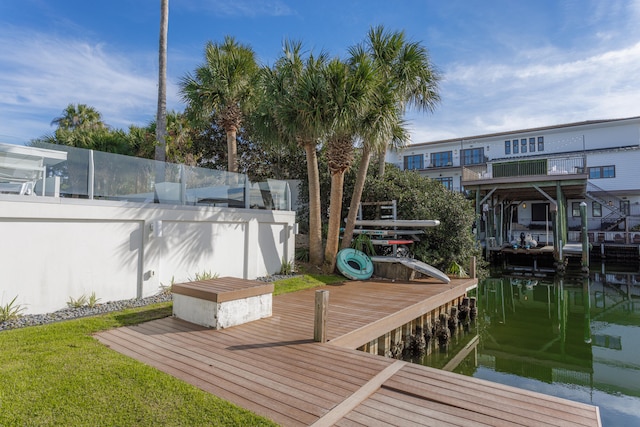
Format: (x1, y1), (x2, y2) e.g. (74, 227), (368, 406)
(462, 155), (588, 268)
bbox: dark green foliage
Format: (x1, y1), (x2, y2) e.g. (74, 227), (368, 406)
(31, 127), (138, 156)
(361, 165), (479, 271)
(298, 161), (480, 273)
(296, 147), (358, 234)
(352, 233), (376, 256)
(190, 119), (307, 182)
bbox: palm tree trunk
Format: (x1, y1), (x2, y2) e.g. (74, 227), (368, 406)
(341, 145), (372, 250)
(155, 0), (168, 164)
(305, 144), (324, 266)
(226, 127), (238, 173)
(154, 0), (168, 197)
(323, 171), (345, 273)
(377, 149), (386, 177)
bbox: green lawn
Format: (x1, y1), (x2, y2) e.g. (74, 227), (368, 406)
(0, 274), (342, 426)
(272, 273), (344, 295)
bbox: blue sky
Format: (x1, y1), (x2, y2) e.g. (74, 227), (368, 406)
(1, 0), (640, 146)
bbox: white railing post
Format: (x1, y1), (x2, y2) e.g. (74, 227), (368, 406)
(285, 181), (291, 211)
(244, 175), (251, 209)
(88, 149), (95, 200)
(179, 164), (186, 205)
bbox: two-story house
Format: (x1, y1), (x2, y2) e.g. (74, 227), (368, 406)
(387, 116), (640, 256)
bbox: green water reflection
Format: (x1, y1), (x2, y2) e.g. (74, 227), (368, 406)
(411, 266), (640, 427)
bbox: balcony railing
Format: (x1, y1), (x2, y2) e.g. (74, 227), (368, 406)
(2, 142), (291, 211)
(462, 155), (586, 182)
(568, 230), (640, 245)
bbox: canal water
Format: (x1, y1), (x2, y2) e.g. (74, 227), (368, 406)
(408, 264), (640, 427)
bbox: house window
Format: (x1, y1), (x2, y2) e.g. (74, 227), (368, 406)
(505, 141), (511, 155)
(430, 151), (453, 167)
(404, 154), (424, 170)
(537, 136), (544, 151)
(521, 139), (527, 153)
(589, 165), (615, 179)
(512, 140), (519, 154)
(461, 148), (485, 166)
(435, 176), (453, 190)
(620, 200), (630, 215)
(529, 137), (535, 152)
(572, 202), (581, 217)
(531, 203), (549, 221)
(592, 202), (602, 217)
(603, 166), (615, 178)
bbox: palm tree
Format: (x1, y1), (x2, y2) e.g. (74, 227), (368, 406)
(51, 104), (105, 131)
(155, 0), (169, 164)
(322, 57), (377, 272)
(256, 41), (330, 266)
(341, 26), (441, 250)
(340, 82), (409, 251)
(180, 36), (259, 173)
(141, 112), (196, 165)
(50, 104), (113, 152)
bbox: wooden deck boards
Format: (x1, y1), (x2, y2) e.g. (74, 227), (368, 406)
(172, 276), (274, 302)
(95, 277), (601, 426)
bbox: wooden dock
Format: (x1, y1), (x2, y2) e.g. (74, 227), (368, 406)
(95, 278), (601, 426)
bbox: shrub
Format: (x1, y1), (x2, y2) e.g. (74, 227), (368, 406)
(279, 258), (294, 275)
(87, 292), (101, 308)
(295, 247), (309, 262)
(351, 233), (375, 256)
(0, 295), (25, 322)
(159, 276), (175, 295)
(67, 294), (88, 308)
(189, 270), (218, 281)
(446, 261), (469, 278)
(361, 165), (481, 272)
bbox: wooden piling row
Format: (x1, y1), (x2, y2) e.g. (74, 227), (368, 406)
(357, 293), (476, 359)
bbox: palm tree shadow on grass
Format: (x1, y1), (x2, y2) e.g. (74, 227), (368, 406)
(113, 305), (173, 328)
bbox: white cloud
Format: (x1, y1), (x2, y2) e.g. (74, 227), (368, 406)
(0, 26), (182, 142)
(185, 0), (294, 17)
(410, 40), (640, 143)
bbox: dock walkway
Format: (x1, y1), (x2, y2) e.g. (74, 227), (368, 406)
(96, 278), (601, 426)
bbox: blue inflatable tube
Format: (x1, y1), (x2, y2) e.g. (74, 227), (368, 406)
(336, 248), (374, 280)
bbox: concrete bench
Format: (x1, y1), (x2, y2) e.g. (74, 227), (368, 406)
(172, 277), (274, 329)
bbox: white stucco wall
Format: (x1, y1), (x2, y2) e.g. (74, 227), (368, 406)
(172, 293), (272, 329)
(0, 195), (295, 314)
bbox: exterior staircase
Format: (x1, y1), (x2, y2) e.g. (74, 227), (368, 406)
(585, 182), (626, 231)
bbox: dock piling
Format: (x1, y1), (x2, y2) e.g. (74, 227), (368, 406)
(580, 202), (589, 272)
(314, 290), (329, 342)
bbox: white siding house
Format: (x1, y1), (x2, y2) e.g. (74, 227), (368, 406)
(387, 117), (640, 247)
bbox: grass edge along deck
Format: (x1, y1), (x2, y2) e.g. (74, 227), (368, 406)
(95, 278), (601, 427)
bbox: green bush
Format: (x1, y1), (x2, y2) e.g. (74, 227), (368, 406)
(189, 270), (218, 281)
(67, 294), (88, 308)
(295, 247), (309, 262)
(88, 291), (101, 308)
(351, 233), (376, 255)
(279, 258), (294, 275)
(0, 295), (25, 322)
(361, 165), (481, 272)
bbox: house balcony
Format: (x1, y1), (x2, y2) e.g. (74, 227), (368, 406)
(462, 155), (586, 182)
(461, 155), (588, 200)
(392, 161), (456, 171)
